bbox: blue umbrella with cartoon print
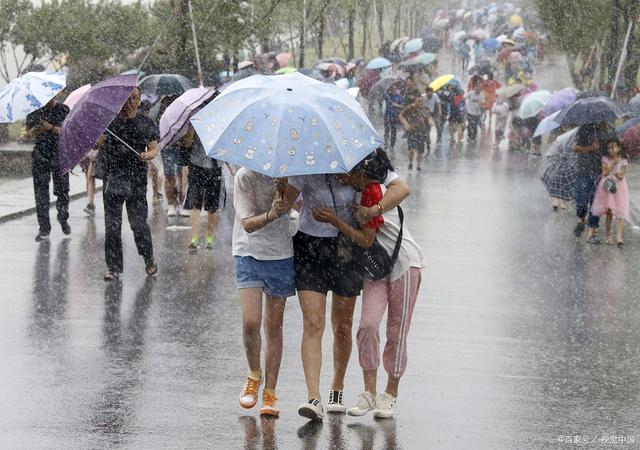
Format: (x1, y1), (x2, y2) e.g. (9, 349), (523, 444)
(0, 71), (66, 123)
(190, 72), (383, 177)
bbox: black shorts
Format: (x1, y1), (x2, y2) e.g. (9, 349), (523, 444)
(183, 165), (222, 211)
(293, 232), (364, 298)
(407, 133), (426, 153)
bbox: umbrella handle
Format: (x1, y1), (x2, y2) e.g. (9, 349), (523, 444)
(105, 128), (140, 156)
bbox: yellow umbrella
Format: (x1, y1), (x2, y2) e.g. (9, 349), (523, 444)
(429, 74), (455, 91)
(510, 15), (523, 26)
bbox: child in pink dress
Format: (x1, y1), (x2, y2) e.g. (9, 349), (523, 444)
(591, 138), (629, 247)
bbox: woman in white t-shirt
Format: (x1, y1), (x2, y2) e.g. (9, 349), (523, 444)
(313, 150), (424, 419)
(283, 155), (410, 421)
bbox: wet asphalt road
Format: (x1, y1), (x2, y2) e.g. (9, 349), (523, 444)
(1, 133), (640, 449)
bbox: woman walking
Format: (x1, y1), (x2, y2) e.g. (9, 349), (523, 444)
(312, 150), (424, 419)
(283, 165), (409, 421)
(541, 128), (578, 210)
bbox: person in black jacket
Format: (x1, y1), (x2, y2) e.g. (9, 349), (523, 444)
(99, 88), (159, 281)
(25, 98), (70, 241)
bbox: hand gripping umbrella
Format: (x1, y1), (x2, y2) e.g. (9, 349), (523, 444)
(58, 74), (138, 174)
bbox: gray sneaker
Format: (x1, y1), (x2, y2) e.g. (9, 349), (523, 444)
(347, 391), (376, 417)
(298, 399), (324, 421)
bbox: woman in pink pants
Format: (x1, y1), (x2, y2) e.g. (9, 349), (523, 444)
(313, 149), (424, 419)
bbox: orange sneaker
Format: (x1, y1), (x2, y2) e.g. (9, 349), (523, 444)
(239, 376), (262, 409)
(259, 391), (280, 417)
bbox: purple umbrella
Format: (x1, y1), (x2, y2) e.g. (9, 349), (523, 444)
(543, 88), (577, 116)
(159, 87), (217, 149)
(59, 74), (137, 174)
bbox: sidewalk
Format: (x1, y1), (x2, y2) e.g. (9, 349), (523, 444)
(0, 173), (99, 224)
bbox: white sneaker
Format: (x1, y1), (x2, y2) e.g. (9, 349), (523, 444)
(179, 207), (190, 217)
(167, 205), (177, 217)
(326, 390), (346, 413)
(347, 391), (376, 417)
(373, 392), (397, 419)
(298, 399), (324, 421)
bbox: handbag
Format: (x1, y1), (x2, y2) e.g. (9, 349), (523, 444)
(327, 175), (404, 280)
(603, 177), (617, 194)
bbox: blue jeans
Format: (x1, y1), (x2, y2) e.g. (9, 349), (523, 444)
(575, 175), (600, 228)
(234, 256), (295, 298)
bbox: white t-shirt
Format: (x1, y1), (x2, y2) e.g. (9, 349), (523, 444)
(422, 93), (440, 114)
(466, 91), (485, 116)
(288, 171), (400, 238)
(377, 206), (425, 281)
(232, 168), (293, 260)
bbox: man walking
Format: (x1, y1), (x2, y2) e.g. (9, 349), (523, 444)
(99, 88), (159, 281)
(26, 98), (71, 241)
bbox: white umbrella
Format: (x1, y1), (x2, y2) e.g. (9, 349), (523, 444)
(534, 111), (561, 137)
(0, 71), (66, 123)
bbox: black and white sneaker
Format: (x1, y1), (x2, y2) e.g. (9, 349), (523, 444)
(326, 390), (346, 413)
(35, 231), (49, 242)
(298, 399), (324, 421)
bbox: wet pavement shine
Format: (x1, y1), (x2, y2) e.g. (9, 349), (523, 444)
(1, 131), (639, 449)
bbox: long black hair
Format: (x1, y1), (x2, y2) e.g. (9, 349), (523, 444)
(353, 148), (395, 183)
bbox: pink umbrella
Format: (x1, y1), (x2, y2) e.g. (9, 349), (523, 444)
(63, 84), (91, 110)
(159, 87), (218, 149)
(622, 124), (640, 157)
(276, 52), (292, 68)
(238, 60), (254, 70)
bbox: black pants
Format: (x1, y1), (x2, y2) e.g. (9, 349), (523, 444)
(104, 181), (153, 273)
(467, 114), (481, 142)
(384, 116), (398, 149)
(32, 156), (69, 233)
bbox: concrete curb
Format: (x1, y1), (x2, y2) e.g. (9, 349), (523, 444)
(0, 187), (101, 225)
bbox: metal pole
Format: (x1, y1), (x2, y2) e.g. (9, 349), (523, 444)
(105, 128), (140, 156)
(610, 19), (634, 99)
(188, 0), (204, 87)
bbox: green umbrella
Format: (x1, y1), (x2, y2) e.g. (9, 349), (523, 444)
(518, 90), (552, 118)
(275, 67), (298, 75)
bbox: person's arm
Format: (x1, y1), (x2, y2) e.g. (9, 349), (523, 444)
(139, 140), (158, 161)
(616, 160), (627, 180)
(242, 195), (289, 233)
(601, 159), (612, 176)
(355, 176), (410, 223)
(313, 207), (377, 248)
(574, 142), (597, 153)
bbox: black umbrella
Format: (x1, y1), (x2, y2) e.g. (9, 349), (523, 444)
(556, 97), (621, 127)
(138, 74), (195, 97)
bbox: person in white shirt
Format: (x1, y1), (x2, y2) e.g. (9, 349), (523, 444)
(233, 168), (293, 417)
(283, 157), (410, 421)
(464, 84), (485, 143)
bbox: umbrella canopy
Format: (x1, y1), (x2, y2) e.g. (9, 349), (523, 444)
(403, 38), (423, 54)
(58, 74), (138, 174)
(370, 76), (402, 98)
(390, 37), (409, 53)
(63, 84), (91, 110)
(275, 52), (292, 68)
(0, 71), (66, 123)
(617, 117), (640, 137)
(159, 87), (218, 150)
(138, 74), (195, 97)
(315, 63), (345, 77)
(190, 72), (382, 177)
(450, 31), (467, 43)
(543, 88), (577, 115)
(533, 110), (561, 137)
(366, 57), (392, 70)
(471, 29), (488, 40)
(120, 69), (145, 78)
(429, 74), (455, 91)
(482, 38), (500, 51)
(399, 53), (437, 68)
(496, 83), (526, 102)
(347, 87), (360, 98)
(557, 97), (620, 126)
(509, 15), (523, 26)
(621, 124), (640, 157)
(627, 94), (640, 118)
(276, 67), (298, 75)
(519, 90), (551, 119)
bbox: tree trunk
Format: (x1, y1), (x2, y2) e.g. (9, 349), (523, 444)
(376, 0), (384, 50)
(299, 20), (305, 68)
(317, 12), (325, 59)
(606, 0), (621, 85)
(360, 3), (370, 58)
(348, 8), (355, 61)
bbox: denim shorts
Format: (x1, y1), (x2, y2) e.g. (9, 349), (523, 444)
(161, 144), (186, 177)
(234, 256), (295, 298)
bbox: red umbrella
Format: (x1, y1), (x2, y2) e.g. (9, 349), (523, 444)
(621, 124), (640, 157)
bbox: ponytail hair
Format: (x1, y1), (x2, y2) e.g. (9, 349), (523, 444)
(352, 148), (395, 182)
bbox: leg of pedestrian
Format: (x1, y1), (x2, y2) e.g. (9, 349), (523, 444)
(327, 294), (356, 414)
(125, 187), (155, 273)
(104, 191), (125, 279)
(261, 294), (286, 416)
(32, 158), (52, 240)
(298, 291), (327, 421)
(52, 164), (70, 235)
(239, 287), (264, 410)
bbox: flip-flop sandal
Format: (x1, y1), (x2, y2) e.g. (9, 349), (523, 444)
(617, 241), (624, 248)
(605, 237), (613, 245)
